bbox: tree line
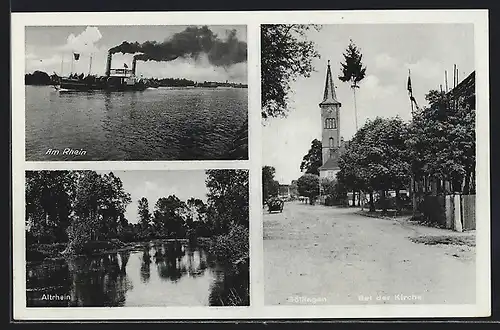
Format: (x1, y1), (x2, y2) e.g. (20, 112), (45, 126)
(26, 170), (249, 255)
(298, 87), (475, 213)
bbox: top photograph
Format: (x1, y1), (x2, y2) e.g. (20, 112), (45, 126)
(24, 25), (248, 161)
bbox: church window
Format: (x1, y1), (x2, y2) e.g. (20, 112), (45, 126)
(329, 137), (335, 148)
(324, 118), (337, 129)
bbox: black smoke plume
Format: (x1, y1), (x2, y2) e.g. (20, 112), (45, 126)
(109, 26), (247, 67)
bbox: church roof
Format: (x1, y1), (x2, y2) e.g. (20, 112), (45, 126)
(319, 60), (341, 107)
(319, 152), (341, 171)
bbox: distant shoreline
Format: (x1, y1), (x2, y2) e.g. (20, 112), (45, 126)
(25, 70), (248, 88)
(25, 84), (248, 89)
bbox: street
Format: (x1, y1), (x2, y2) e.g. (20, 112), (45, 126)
(264, 201), (476, 305)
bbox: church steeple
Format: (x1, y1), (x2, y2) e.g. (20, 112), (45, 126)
(318, 60), (342, 178)
(319, 60), (341, 106)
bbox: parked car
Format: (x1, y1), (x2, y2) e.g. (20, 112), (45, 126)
(267, 197), (284, 213)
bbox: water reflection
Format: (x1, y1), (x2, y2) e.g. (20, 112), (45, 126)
(26, 241), (248, 307)
(66, 251), (132, 307)
(140, 247), (151, 283)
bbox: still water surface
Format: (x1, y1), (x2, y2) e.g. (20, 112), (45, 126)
(26, 241), (249, 307)
(25, 86), (248, 161)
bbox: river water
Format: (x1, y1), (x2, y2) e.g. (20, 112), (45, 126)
(26, 241), (249, 307)
(25, 86), (248, 161)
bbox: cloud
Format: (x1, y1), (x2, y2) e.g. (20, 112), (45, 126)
(407, 58), (444, 80)
(361, 75), (398, 99)
(26, 54), (63, 73)
(374, 53), (398, 71)
(60, 26), (103, 54)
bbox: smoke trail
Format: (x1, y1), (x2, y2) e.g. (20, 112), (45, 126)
(109, 26), (247, 67)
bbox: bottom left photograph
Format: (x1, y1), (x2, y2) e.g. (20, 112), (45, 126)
(24, 169), (249, 307)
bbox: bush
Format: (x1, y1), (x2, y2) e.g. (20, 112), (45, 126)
(374, 195), (412, 211)
(65, 219), (91, 254)
(210, 225), (249, 264)
(80, 240), (123, 254)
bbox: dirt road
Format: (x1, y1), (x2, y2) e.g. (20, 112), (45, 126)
(263, 202), (476, 305)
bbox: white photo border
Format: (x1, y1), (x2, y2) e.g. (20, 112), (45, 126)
(12, 9), (490, 320)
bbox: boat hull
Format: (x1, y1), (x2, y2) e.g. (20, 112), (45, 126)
(59, 78), (148, 92)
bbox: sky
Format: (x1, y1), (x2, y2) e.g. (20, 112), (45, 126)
(96, 170), (209, 224)
(262, 23), (474, 185)
(25, 25), (247, 83)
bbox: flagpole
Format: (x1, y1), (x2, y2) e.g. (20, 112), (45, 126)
(407, 68), (417, 217)
(89, 54), (93, 76)
(408, 69), (414, 118)
(60, 53), (64, 76)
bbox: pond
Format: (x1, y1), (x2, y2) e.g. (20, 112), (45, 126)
(26, 240), (249, 307)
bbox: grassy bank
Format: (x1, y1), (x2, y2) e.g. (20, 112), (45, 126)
(26, 236), (234, 262)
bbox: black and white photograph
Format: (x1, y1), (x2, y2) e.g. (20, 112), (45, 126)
(262, 23), (478, 305)
(12, 10), (489, 320)
(25, 169), (249, 307)
(25, 25), (248, 161)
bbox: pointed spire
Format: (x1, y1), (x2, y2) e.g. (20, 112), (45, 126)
(320, 60), (341, 106)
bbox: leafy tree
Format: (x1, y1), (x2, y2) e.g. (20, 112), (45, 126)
(25, 70), (52, 85)
(70, 171), (131, 243)
(98, 172), (132, 238)
(261, 24), (321, 119)
(300, 139), (322, 175)
(406, 89), (475, 194)
(25, 170), (77, 243)
(339, 40), (367, 130)
(205, 169), (249, 234)
(338, 117), (411, 213)
(185, 197), (209, 238)
(153, 195), (187, 238)
(262, 166), (280, 204)
(137, 197), (152, 238)
(205, 170), (249, 292)
(321, 178), (347, 206)
(297, 174), (320, 205)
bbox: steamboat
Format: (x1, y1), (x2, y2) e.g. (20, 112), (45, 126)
(57, 51), (150, 92)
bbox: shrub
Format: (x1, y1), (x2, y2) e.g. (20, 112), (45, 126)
(374, 195), (412, 211)
(65, 218), (91, 254)
(210, 225), (249, 264)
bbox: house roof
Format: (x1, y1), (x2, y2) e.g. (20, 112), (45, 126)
(319, 60), (341, 107)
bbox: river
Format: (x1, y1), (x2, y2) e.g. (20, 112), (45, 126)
(25, 86), (248, 161)
(26, 240), (249, 307)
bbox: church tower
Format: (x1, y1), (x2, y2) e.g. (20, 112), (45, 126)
(318, 60), (342, 179)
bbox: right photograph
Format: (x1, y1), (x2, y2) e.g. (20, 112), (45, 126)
(261, 24), (476, 305)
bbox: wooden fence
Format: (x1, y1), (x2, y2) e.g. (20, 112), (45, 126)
(422, 194), (475, 231)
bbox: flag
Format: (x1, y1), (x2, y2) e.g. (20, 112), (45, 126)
(73, 53), (80, 61)
(124, 63), (128, 68)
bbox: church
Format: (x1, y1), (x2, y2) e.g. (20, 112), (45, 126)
(318, 60), (346, 180)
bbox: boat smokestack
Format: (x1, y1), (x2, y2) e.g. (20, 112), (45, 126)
(105, 51), (112, 77)
(132, 57), (137, 76)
